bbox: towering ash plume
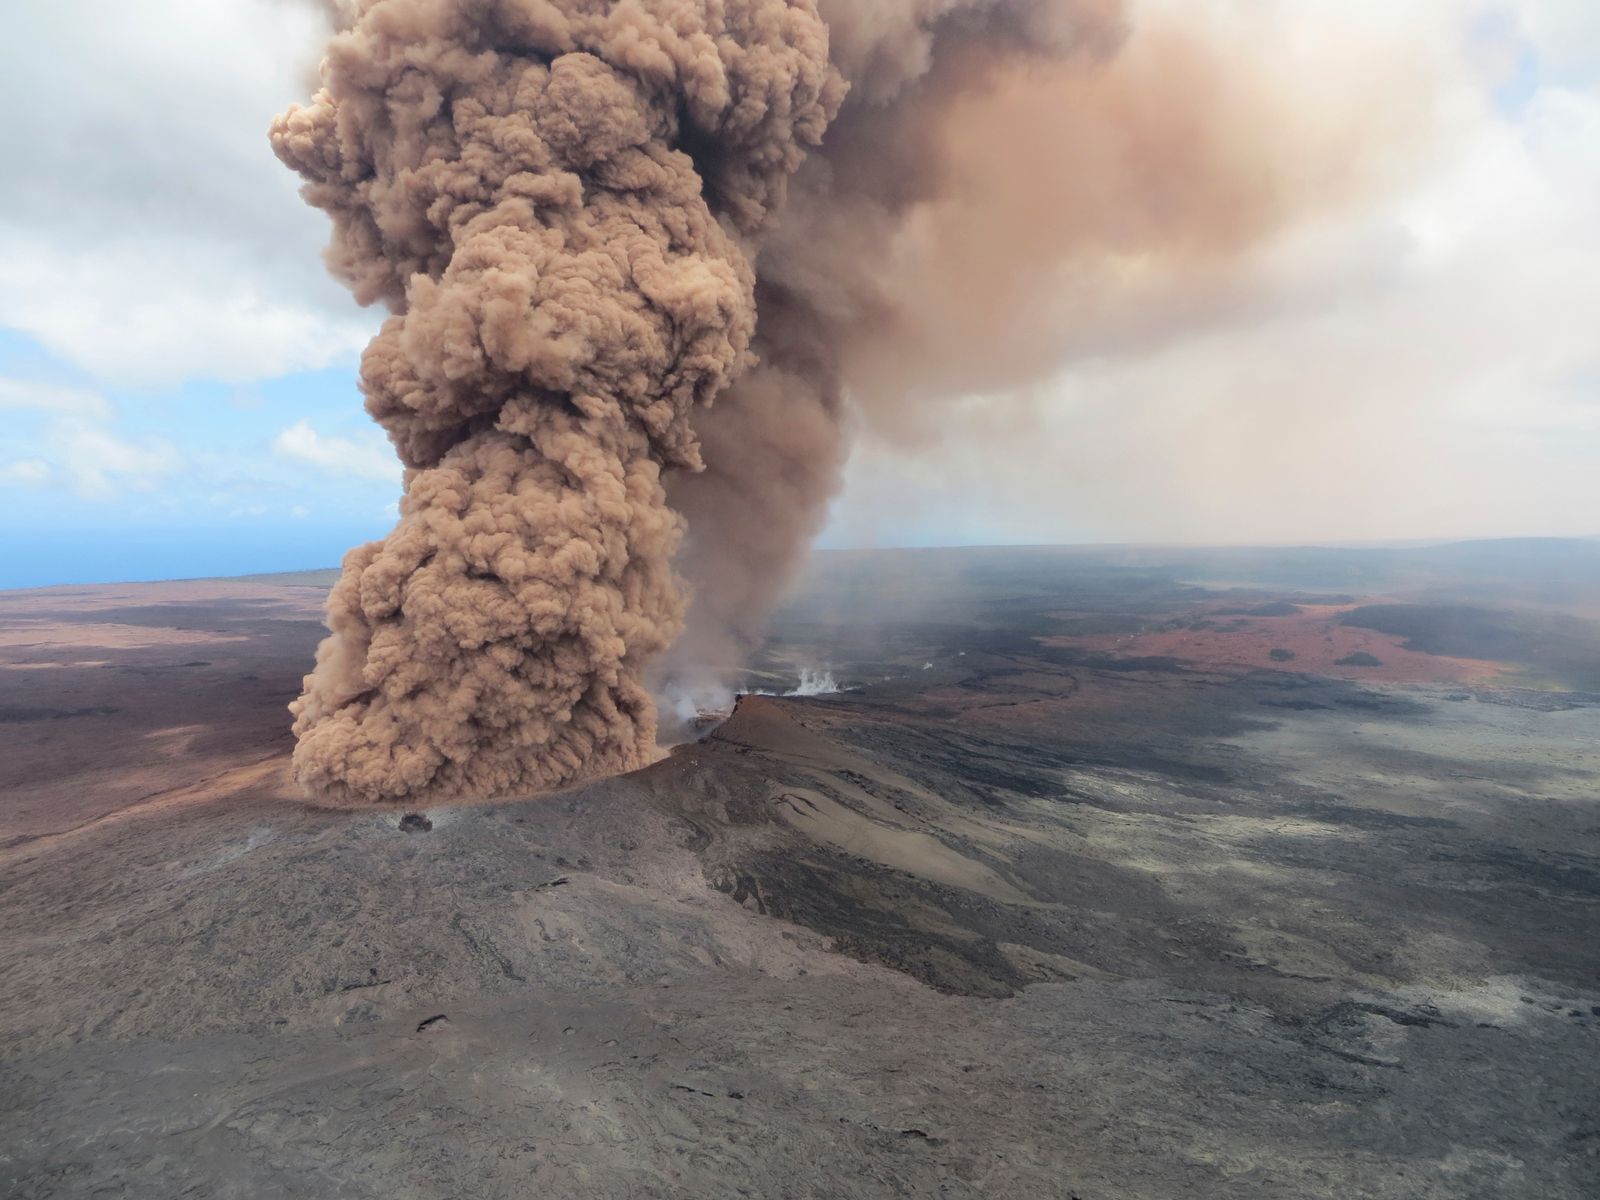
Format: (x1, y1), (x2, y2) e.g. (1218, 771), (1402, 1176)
(272, 0), (840, 803)
(277, 0), (1394, 803)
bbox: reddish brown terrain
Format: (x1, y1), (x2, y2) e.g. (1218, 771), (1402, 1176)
(1055, 601), (1504, 684)
(0, 579), (326, 850)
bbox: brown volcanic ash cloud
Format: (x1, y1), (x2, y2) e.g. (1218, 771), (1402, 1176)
(660, 0), (1408, 696)
(272, 0), (839, 804)
(276, 0), (1397, 802)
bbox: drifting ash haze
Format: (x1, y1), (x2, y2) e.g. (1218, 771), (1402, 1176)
(274, 0), (1408, 806)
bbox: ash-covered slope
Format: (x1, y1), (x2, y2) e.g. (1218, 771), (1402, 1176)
(4, 566), (1600, 1197)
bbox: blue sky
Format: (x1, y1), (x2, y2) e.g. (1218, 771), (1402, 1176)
(1, 0), (1597, 589)
(0, 327), (395, 587)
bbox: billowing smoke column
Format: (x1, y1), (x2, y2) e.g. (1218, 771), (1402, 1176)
(278, 0), (1384, 803)
(272, 0), (840, 803)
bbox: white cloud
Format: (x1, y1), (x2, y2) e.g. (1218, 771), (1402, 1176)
(51, 422), (181, 499)
(0, 376), (181, 499)
(0, 378), (111, 420)
(273, 419), (399, 484)
(0, 460), (52, 487)
(1515, 0), (1600, 70)
(0, 0), (376, 386)
(291, 504), (312, 519)
(0, 242), (374, 387)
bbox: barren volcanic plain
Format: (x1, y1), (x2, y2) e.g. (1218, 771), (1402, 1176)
(3, 542), (1599, 1198)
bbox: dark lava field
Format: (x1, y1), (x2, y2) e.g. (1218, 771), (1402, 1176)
(2, 541), (1598, 1198)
